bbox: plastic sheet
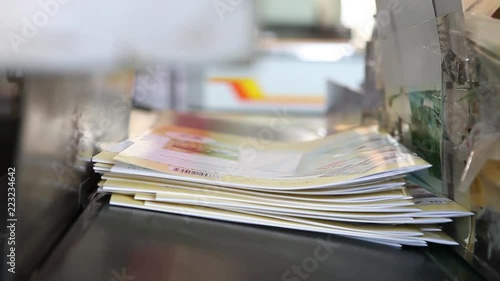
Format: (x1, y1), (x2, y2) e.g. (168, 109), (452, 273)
(372, 1), (500, 278)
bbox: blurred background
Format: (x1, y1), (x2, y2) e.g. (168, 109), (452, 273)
(131, 0), (375, 113)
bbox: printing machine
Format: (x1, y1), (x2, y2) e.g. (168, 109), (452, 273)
(0, 1), (498, 281)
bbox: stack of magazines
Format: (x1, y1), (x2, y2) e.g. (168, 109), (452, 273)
(92, 125), (472, 247)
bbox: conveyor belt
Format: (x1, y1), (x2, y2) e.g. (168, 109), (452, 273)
(34, 196), (484, 281)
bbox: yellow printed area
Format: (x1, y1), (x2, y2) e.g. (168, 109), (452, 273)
(210, 77), (324, 104)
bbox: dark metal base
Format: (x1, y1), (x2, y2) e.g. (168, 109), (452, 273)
(32, 196), (484, 281)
